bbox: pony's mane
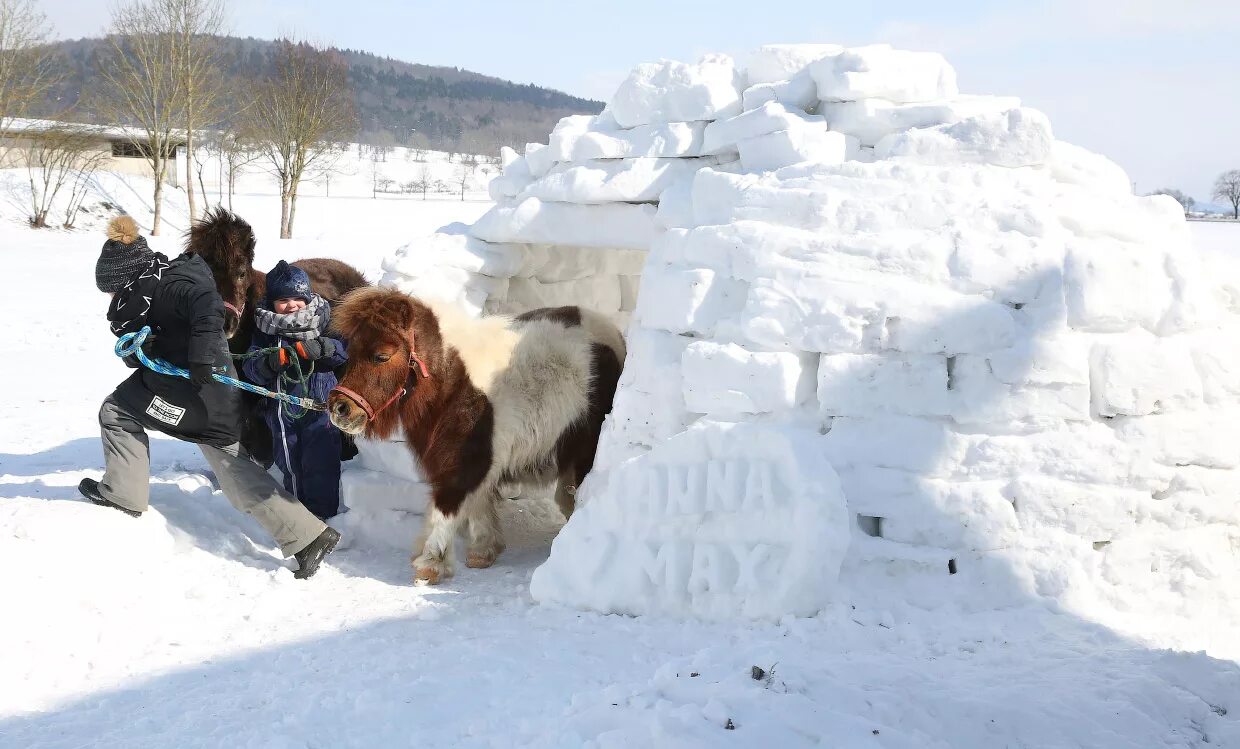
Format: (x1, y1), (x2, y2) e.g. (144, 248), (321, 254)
(185, 206), (255, 265)
(331, 286), (420, 343)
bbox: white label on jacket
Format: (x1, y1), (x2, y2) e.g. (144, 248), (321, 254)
(145, 395), (186, 426)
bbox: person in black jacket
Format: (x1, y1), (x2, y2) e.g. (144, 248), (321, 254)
(78, 215), (340, 579)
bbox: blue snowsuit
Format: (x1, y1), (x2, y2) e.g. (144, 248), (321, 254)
(242, 263), (347, 520)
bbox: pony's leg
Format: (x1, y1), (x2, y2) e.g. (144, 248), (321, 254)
(554, 470), (578, 521)
(412, 506), (460, 586)
(464, 488), (505, 569)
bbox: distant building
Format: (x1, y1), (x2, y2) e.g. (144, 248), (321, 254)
(0, 118), (185, 187)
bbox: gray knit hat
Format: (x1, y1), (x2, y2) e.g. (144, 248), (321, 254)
(96, 216), (155, 293)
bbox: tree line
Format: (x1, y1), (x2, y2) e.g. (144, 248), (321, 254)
(1149, 173), (1240, 220)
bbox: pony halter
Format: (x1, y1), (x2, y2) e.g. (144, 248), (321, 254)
(330, 331), (431, 422)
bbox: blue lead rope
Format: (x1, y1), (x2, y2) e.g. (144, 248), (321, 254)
(115, 325), (327, 412)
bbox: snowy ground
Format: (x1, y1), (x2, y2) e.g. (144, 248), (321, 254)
(1, 174), (1239, 747)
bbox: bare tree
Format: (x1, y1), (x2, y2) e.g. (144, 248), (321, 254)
(1147, 188), (1195, 216)
(24, 125), (84, 227)
(0, 0), (58, 155)
(1214, 170), (1240, 220)
(369, 130), (396, 162)
(406, 130), (430, 162)
(246, 39), (357, 238)
(455, 154), (477, 201)
(97, 0), (185, 235)
(167, 0), (226, 223)
(219, 128), (260, 210)
(416, 162), (432, 200)
(369, 158), (383, 199)
(64, 142), (109, 229)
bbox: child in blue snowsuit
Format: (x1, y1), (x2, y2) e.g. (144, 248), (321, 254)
(243, 261), (347, 520)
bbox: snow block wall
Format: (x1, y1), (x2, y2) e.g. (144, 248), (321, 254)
(384, 43), (1240, 621)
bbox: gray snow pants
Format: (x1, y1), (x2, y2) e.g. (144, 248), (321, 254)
(97, 394), (327, 557)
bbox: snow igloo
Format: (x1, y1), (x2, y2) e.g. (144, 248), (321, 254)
(344, 43), (1240, 620)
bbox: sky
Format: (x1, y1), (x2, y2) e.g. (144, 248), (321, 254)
(44, 0), (1240, 205)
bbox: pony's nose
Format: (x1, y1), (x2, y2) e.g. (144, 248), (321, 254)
(222, 310), (241, 338)
(331, 399), (350, 419)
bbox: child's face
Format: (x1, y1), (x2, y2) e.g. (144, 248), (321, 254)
(274, 297), (307, 314)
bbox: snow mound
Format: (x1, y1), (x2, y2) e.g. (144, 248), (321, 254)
(380, 43), (1240, 623)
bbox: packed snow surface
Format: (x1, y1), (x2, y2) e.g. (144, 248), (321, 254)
(2, 207), (1238, 746)
(4, 40), (1240, 746)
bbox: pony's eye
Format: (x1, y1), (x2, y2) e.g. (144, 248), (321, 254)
(373, 353), (392, 363)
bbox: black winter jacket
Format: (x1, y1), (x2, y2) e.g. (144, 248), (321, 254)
(112, 253), (242, 447)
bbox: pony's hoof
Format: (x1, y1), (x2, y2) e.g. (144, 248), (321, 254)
(466, 551), (498, 569)
(412, 555), (452, 586)
(413, 566), (441, 585)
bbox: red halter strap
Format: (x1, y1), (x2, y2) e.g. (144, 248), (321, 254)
(330, 331), (430, 423)
(222, 300), (244, 318)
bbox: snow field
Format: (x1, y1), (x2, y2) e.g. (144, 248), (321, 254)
(1, 127), (1240, 745)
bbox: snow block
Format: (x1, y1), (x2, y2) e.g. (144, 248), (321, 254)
(737, 124), (852, 172)
(875, 108), (1053, 168)
(655, 176), (696, 229)
(524, 142), (555, 178)
(523, 157), (718, 204)
(530, 421), (851, 619)
(1051, 141), (1131, 194)
(949, 355), (1092, 424)
(383, 232), (525, 279)
(1010, 476), (1154, 541)
(740, 72), (818, 112)
(1089, 336), (1203, 417)
(635, 265), (747, 336)
(609, 56), (743, 128)
(821, 95), (1021, 147)
(740, 273), (1016, 355)
(548, 119), (708, 161)
(471, 198), (658, 251)
(681, 342), (815, 416)
(1064, 240), (1172, 333)
(818, 353), (953, 418)
(811, 45), (958, 103)
(702, 102), (817, 155)
(1112, 410), (1240, 471)
(746, 43), (843, 85)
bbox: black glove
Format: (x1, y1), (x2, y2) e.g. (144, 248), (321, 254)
(122, 334), (159, 369)
(257, 347), (293, 380)
(189, 362), (216, 387)
(295, 338), (337, 360)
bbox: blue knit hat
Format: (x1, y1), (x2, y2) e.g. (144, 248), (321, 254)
(265, 260), (312, 303)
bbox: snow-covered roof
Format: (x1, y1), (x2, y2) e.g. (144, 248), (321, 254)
(1, 117), (189, 144)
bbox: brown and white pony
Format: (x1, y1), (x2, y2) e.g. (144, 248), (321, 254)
(327, 287), (625, 585)
(184, 207), (369, 462)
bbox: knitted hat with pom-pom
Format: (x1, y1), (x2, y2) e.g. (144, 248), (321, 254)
(95, 215), (154, 293)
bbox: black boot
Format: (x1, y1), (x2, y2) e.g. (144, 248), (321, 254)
(293, 527), (340, 580)
(78, 478), (143, 518)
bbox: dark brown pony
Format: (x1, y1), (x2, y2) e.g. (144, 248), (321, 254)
(185, 207), (369, 463)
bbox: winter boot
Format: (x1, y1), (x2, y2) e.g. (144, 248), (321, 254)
(78, 478), (143, 518)
(294, 527), (340, 580)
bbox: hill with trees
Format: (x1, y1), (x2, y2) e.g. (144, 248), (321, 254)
(34, 36), (603, 154)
